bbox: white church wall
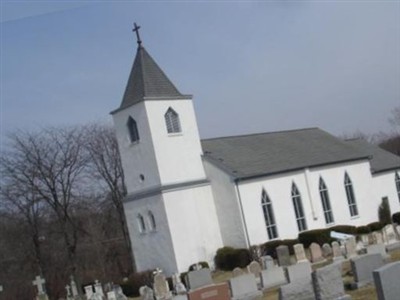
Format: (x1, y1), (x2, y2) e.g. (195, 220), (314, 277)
(307, 160), (377, 227)
(145, 100), (208, 185)
(203, 159), (248, 248)
(236, 160), (381, 246)
(123, 195), (178, 275)
(162, 184), (223, 274)
(372, 171), (400, 216)
(112, 103), (161, 194)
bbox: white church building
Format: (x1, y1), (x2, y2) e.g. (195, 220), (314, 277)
(111, 34), (400, 275)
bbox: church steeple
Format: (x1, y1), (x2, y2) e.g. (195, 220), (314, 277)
(115, 24), (191, 111)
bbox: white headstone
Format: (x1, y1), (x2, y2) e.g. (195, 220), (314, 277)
(294, 244), (308, 263)
(107, 291), (117, 300)
(94, 280), (104, 297)
(70, 276), (78, 297)
(84, 285), (94, 298)
(32, 275), (46, 295)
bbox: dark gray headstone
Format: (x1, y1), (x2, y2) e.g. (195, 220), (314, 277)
(312, 262), (350, 300)
(276, 245), (291, 267)
(187, 269), (213, 290)
(229, 274), (262, 300)
(285, 262), (312, 283)
(260, 266), (287, 290)
(279, 278), (314, 300)
(351, 253), (384, 288)
(373, 261), (400, 300)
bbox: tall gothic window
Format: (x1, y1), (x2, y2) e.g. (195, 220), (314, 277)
(148, 211), (156, 231)
(396, 172), (400, 203)
(137, 214), (146, 233)
(261, 190), (278, 239)
(344, 173), (359, 217)
(127, 116), (139, 143)
(164, 107), (181, 133)
(319, 177), (334, 224)
(291, 183), (307, 232)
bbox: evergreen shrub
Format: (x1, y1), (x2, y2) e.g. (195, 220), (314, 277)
(260, 239), (298, 259)
(120, 270), (153, 297)
(214, 247), (251, 271)
(367, 221), (385, 232)
(392, 212), (400, 224)
(298, 229), (334, 248)
(188, 261), (210, 271)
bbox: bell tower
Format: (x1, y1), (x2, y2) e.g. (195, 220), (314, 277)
(111, 24), (223, 275)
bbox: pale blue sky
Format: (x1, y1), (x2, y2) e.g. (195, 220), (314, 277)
(1, 1), (399, 146)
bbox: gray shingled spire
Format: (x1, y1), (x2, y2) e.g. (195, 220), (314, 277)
(117, 45), (191, 111)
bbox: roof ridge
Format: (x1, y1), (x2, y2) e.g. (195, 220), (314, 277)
(139, 47), (148, 96)
(201, 127), (320, 142)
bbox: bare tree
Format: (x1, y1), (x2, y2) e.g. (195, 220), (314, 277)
(84, 123), (134, 274)
(1, 127), (89, 276)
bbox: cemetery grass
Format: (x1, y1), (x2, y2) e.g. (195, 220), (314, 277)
(128, 249), (400, 300)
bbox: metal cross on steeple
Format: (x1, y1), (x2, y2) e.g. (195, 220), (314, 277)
(132, 22), (142, 47)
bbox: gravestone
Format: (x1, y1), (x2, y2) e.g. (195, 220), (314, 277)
(356, 241), (366, 254)
(310, 243), (324, 263)
(229, 274), (262, 300)
(373, 261), (400, 300)
(139, 286), (154, 300)
(279, 278), (314, 300)
(172, 273), (187, 295)
(360, 234), (369, 246)
(373, 232), (384, 244)
(114, 285), (128, 300)
(187, 269), (213, 290)
(84, 285), (94, 299)
(232, 268), (245, 277)
(247, 261), (262, 278)
(344, 237), (357, 259)
(247, 261), (262, 286)
(383, 224), (400, 251)
(350, 253), (384, 288)
(260, 255), (275, 269)
(32, 275), (49, 300)
(94, 280), (104, 297)
(322, 243), (332, 258)
(260, 267), (287, 290)
(276, 245), (291, 266)
(285, 261), (312, 283)
(312, 262), (351, 300)
(293, 244), (308, 263)
(70, 276), (78, 298)
(107, 291), (118, 300)
(367, 244), (389, 259)
(332, 242), (344, 261)
(187, 282), (230, 300)
(154, 272), (172, 300)
(65, 285), (72, 300)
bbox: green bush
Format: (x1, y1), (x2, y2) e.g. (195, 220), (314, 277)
(378, 197), (392, 225)
(329, 225), (357, 235)
(260, 239), (298, 259)
(214, 247), (251, 271)
(298, 229), (334, 248)
(356, 225), (371, 235)
(392, 212), (400, 224)
(119, 270), (153, 297)
(367, 221), (385, 232)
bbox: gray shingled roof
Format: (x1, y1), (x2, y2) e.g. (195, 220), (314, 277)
(201, 128), (371, 180)
(345, 139), (400, 174)
(115, 46), (190, 111)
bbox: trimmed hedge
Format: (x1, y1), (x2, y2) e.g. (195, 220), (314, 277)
(214, 247), (251, 271)
(366, 221), (385, 232)
(260, 239), (298, 259)
(119, 270), (153, 297)
(393, 212), (400, 224)
(298, 229), (334, 248)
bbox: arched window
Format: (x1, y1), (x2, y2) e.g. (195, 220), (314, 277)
(291, 183), (307, 232)
(344, 173), (358, 217)
(148, 211), (156, 231)
(164, 107), (181, 134)
(319, 177), (334, 224)
(127, 116), (139, 143)
(137, 214), (146, 233)
(261, 189), (278, 239)
(396, 172), (400, 203)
